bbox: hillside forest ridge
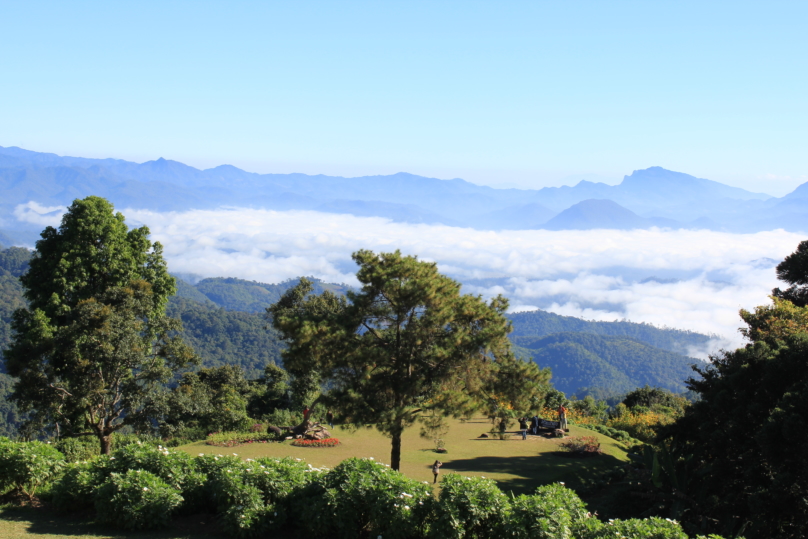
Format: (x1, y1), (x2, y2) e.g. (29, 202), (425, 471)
(1, 146), (808, 246)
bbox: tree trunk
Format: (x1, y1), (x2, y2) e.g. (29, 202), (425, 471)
(390, 417), (403, 471)
(100, 434), (112, 455)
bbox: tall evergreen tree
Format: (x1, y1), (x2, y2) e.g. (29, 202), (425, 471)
(269, 249), (514, 470)
(4, 197), (197, 453)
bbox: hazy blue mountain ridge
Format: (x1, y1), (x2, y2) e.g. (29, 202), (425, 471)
(2, 146), (806, 237)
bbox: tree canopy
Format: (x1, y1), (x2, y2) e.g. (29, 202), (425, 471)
(3, 197), (197, 453)
(269, 249), (516, 470)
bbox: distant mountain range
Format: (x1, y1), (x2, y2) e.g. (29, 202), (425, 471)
(1, 146), (806, 243)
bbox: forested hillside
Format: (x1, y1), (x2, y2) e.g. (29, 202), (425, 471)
(513, 332), (696, 396)
(508, 308), (712, 355)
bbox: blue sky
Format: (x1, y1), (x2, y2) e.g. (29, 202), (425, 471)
(2, 1), (806, 195)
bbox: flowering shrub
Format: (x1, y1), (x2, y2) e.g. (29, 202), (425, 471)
(95, 470), (183, 530)
(290, 437), (340, 447)
(581, 517), (689, 539)
(250, 423), (265, 433)
(206, 431), (275, 447)
(607, 410), (674, 443)
(106, 443), (206, 513)
(430, 474), (510, 539)
(51, 459), (108, 513)
(506, 483), (592, 539)
(0, 440), (65, 498)
(293, 457), (433, 539)
(560, 436), (602, 456)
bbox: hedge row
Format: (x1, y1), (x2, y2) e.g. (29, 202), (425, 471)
(0, 437), (724, 538)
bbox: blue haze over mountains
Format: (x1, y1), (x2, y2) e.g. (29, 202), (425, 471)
(1, 145), (806, 244)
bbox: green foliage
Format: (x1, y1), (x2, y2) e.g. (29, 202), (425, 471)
(293, 457), (432, 539)
(772, 239), (808, 307)
(55, 436), (100, 463)
(270, 250), (514, 470)
(586, 517), (689, 539)
(95, 469), (183, 530)
(660, 265), (808, 538)
(210, 456), (315, 537)
(4, 197), (197, 453)
(50, 459), (107, 513)
(0, 439), (65, 497)
(514, 332), (695, 396)
(0, 372), (23, 437)
(506, 483), (591, 539)
(430, 474), (510, 538)
(166, 296), (284, 379)
(105, 442), (205, 509)
(577, 423), (635, 444)
(163, 365), (255, 436)
(623, 386), (689, 414)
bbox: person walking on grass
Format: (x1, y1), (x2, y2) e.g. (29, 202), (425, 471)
(519, 417), (528, 440)
(558, 404), (568, 431)
(432, 460), (443, 484)
(326, 410), (334, 429)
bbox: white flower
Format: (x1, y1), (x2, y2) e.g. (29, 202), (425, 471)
(143, 487), (149, 491)
(368, 457), (374, 460)
(198, 453), (204, 457)
(401, 493), (412, 498)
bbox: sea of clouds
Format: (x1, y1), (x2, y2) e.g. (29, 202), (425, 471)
(14, 202), (806, 357)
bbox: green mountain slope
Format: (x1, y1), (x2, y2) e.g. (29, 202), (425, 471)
(508, 309), (711, 356)
(166, 297), (283, 379)
(514, 332), (697, 396)
(192, 277), (351, 313)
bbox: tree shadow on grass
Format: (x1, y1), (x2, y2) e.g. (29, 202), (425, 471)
(441, 451), (626, 496)
(0, 506), (265, 539)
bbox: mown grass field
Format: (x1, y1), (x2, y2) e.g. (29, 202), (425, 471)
(0, 418), (629, 538)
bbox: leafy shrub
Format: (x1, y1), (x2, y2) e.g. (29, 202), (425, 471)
(581, 517), (688, 539)
(505, 483), (592, 539)
(206, 431), (275, 447)
(578, 424), (636, 444)
(50, 459), (108, 513)
(0, 440), (65, 498)
(262, 408), (301, 427)
(430, 474), (510, 538)
(250, 423), (265, 433)
(55, 436), (100, 463)
(293, 457), (432, 539)
(606, 410), (674, 443)
(95, 470), (183, 530)
(290, 437), (340, 447)
(107, 443), (206, 512)
(560, 436), (602, 456)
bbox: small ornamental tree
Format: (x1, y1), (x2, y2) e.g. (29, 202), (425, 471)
(4, 197), (198, 453)
(269, 249), (514, 471)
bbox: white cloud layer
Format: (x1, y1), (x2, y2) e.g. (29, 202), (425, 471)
(15, 203), (805, 356)
(13, 202), (65, 227)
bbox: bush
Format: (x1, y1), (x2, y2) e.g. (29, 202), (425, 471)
(263, 408), (301, 428)
(581, 517), (688, 539)
(293, 457), (432, 539)
(0, 440), (65, 498)
(50, 459), (108, 513)
(560, 436), (602, 456)
(55, 436), (100, 463)
(506, 483), (592, 539)
(106, 443), (206, 512)
(430, 474), (510, 538)
(206, 431), (275, 447)
(290, 437), (340, 447)
(95, 470), (183, 530)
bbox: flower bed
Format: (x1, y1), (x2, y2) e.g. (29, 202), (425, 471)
(290, 437), (340, 448)
(205, 432), (276, 447)
(559, 435), (602, 457)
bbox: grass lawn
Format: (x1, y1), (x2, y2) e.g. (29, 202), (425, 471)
(184, 417), (630, 495)
(0, 419), (629, 538)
